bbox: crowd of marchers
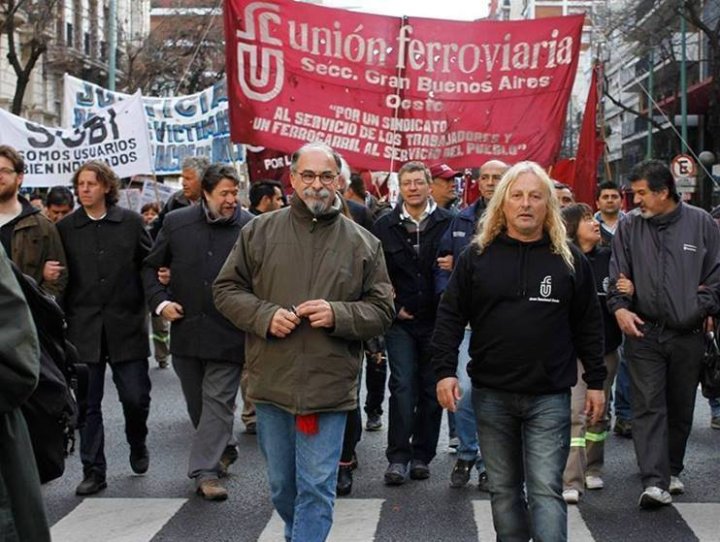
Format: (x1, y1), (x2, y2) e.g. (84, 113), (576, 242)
(1, 140), (719, 542)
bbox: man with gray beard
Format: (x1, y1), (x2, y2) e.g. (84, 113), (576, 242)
(213, 142), (394, 541)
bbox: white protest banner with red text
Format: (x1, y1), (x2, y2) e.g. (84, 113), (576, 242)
(224, 0), (583, 170)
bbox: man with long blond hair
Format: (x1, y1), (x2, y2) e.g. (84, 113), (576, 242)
(432, 161), (606, 541)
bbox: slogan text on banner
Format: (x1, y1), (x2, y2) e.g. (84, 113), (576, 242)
(224, 0), (583, 170)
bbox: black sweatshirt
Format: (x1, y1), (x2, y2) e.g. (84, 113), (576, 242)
(432, 232), (606, 394)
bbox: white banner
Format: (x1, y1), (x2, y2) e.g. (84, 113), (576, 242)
(62, 75), (244, 175)
(0, 93), (153, 187)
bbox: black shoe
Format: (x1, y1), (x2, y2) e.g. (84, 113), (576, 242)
(450, 458), (475, 488)
(614, 418), (632, 438)
(384, 462), (408, 485)
(477, 470), (490, 493)
(409, 459), (430, 480)
(245, 422), (257, 435)
(219, 445), (238, 477)
(130, 445), (149, 474)
(76, 472), (107, 496)
(365, 413), (382, 431)
(337, 465), (353, 496)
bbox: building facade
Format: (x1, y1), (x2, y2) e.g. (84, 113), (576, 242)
(0, 0), (150, 124)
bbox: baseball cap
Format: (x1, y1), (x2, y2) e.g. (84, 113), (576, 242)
(429, 163), (458, 180)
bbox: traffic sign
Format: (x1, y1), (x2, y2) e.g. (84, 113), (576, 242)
(671, 154), (697, 193)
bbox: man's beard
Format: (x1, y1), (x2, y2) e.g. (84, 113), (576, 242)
(303, 187), (331, 215)
(0, 186), (18, 204)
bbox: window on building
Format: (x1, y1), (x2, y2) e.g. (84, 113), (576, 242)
(66, 23), (73, 47)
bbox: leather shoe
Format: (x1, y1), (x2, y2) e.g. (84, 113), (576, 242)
(130, 445), (149, 474)
(450, 458), (475, 488)
(336, 465), (353, 496)
(197, 478), (228, 501)
(365, 413), (382, 431)
(219, 445), (238, 477)
(409, 459), (430, 480)
(76, 472), (107, 496)
(384, 462), (408, 485)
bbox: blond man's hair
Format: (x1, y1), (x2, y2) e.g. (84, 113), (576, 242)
(472, 161), (574, 270)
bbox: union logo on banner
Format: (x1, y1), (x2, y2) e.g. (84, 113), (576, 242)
(235, 2), (285, 102)
(224, 0), (583, 171)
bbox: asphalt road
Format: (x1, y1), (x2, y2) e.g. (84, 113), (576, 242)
(42, 361), (720, 542)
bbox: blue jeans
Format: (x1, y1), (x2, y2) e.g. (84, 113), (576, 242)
(256, 403), (347, 542)
(614, 347), (632, 421)
(473, 387), (571, 542)
(385, 322), (442, 464)
(456, 330), (483, 470)
(709, 397), (720, 418)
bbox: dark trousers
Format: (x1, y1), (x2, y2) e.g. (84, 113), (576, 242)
(341, 406), (362, 463)
(364, 354), (387, 416)
(385, 322), (442, 464)
(80, 357), (151, 475)
(625, 328), (704, 490)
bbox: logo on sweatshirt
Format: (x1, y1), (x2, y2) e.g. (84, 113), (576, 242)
(540, 275), (552, 297)
(529, 275), (560, 304)
(683, 243), (697, 252)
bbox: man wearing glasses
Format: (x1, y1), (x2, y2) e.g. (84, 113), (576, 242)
(0, 145), (67, 299)
(372, 161), (452, 485)
(214, 142), (394, 541)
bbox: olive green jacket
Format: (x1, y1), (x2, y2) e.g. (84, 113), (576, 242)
(0, 248), (50, 542)
(10, 199), (68, 299)
(213, 195), (394, 414)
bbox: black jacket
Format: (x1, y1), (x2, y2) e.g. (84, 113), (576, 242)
(585, 246), (622, 354)
(57, 206), (152, 363)
(432, 232), (606, 394)
(373, 204), (452, 325)
(143, 204), (253, 362)
(608, 204), (720, 331)
(149, 190), (193, 238)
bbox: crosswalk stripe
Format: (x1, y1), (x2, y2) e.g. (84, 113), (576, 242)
(50, 497), (187, 542)
(674, 503), (720, 542)
(257, 498), (385, 542)
(472, 501), (497, 542)
(567, 506), (595, 541)
(472, 500), (595, 541)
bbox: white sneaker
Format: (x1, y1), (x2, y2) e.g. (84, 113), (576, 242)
(562, 489), (580, 504)
(638, 486), (672, 509)
(669, 476), (685, 495)
(585, 475), (604, 490)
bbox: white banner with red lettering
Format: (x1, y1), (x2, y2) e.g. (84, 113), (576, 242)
(224, 0), (583, 170)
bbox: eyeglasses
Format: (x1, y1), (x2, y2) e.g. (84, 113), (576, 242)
(0, 167), (18, 176)
(295, 170), (338, 185)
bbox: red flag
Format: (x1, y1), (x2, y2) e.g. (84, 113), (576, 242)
(572, 62), (604, 205)
(549, 158), (575, 186)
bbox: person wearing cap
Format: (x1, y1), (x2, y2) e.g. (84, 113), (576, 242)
(429, 163), (459, 211)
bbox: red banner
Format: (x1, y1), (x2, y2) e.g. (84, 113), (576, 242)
(224, 0), (583, 170)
